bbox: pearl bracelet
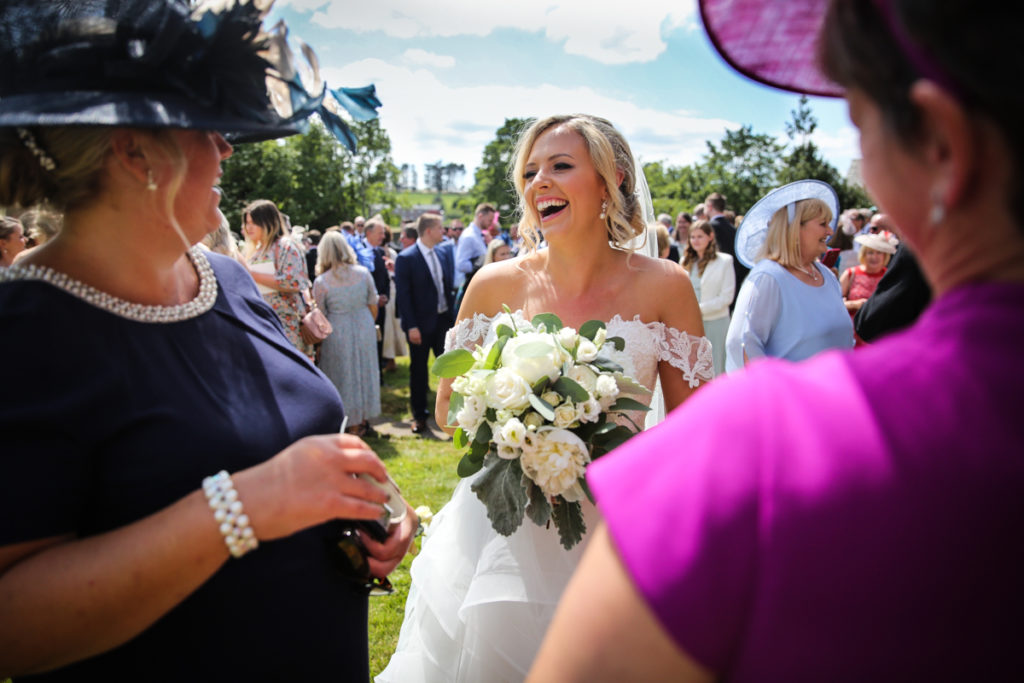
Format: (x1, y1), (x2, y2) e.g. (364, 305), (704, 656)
(202, 470), (258, 558)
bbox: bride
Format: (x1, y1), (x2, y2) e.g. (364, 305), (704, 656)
(378, 114), (713, 682)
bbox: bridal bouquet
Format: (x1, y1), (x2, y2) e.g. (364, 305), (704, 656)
(432, 309), (651, 549)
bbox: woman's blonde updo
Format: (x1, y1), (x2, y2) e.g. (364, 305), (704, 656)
(511, 114), (644, 253)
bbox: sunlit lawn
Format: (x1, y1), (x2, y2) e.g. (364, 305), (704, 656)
(365, 355), (462, 679)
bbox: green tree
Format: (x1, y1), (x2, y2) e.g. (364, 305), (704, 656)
(700, 124), (783, 213)
(219, 118), (400, 231)
(474, 117), (532, 215)
(777, 96), (872, 211)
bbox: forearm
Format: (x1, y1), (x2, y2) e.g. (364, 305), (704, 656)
(0, 489), (226, 675)
(434, 377), (455, 435)
(249, 269), (299, 293)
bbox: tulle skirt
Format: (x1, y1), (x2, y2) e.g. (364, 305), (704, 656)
(377, 471), (599, 683)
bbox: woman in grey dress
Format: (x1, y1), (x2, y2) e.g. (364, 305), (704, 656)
(314, 231), (382, 437)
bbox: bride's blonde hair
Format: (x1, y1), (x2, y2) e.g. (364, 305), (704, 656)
(511, 114), (645, 253)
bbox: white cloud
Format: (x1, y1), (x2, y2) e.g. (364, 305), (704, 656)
(402, 49), (456, 69)
(309, 0), (697, 65)
(325, 58), (734, 193)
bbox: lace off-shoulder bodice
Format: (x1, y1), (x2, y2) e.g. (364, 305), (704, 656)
(445, 310), (714, 391)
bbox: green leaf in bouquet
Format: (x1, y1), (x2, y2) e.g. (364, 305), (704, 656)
(593, 424), (636, 454)
(532, 376), (550, 394)
(613, 372), (653, 398)
(515, 340), (557, 358)
(552, 376), (590, 403)
(457, 450), (485, 477)
(495, 323), (515, 339)
(574, 419), (617, 443)
(446, 392), (464, 431)
(453, 426), (468, 450)
(579, 319), (606, 341)
(579, 476), (596, 504)
(471, 456), (528, 536)
(474, 420), (493, 446)
(609, 396), (652, 413)
(606, 335), (626, 352)
(432, 349), (476, 378)
(524, 477), (552, 527)
(484, 336), (509, 370)
(552, 497), (586, 550)
(531, 312), (563, 332)
(590, 356), (624, 374)
(528, 393), (556, 421)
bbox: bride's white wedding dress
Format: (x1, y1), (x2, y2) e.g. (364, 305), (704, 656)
(377, 310), (713, 683)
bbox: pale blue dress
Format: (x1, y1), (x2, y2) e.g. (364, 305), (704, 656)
(313, 265), (381, 423)
(725, 259), (853, 373)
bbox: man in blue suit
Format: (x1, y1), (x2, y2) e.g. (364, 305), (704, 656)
(394, 213), (455, 435)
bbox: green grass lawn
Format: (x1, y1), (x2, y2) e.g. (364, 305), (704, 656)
(365, 356), (462, 679)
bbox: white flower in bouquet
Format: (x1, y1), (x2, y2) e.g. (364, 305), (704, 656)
(485, 367), (533, 411)
(456, 394), (487, 433)
(523, 411), (545, 430)
(520, 428), (590, 501)
(541, 390), (561, 407)
(576, 338), (599, 362)
(552, 402), (581, 429)
(593, 326), (607, 348)
(556, 326), (579, 350)
(567, 364), (598, 393)
(497, 416), (528, 448)
(579, 397), (601, 423)
(501, 332), (563, 385)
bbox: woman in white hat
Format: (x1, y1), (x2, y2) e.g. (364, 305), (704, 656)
(841, 231), (898, 340)
(723, 179), (854, 373)
(0, 2), (415, 680)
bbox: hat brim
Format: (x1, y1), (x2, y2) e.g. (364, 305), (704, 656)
(735, 179), (840, 268)
(854, 233), (898, 254)
(0, 91), (301, 143)
(699, 0), (843, 98)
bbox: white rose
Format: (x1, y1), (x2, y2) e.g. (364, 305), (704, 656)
(497, 417), (528, 448)
(484, 368), (533, 411)
(567, 364), (598, 393)
(593, 326), (607, 348)
(556, 326), (579, 351)
(414, 505), (433, 525)
(541, 390), (561, 407)
(456, 394), (486, 433)
(495, 408), (515, 425)
(576, 339), (599, 362)
(523, 411), (545, 430)
(578, 398), (601, 423)
(465, 369), (491, 397)
(451, 375), (469, 395)
(501, 332), (562, 385)
(595, 373), (619, 399)
(552, 402), (580, 429)
(497, 444), (520, 460)
(519, 428), (590, 499)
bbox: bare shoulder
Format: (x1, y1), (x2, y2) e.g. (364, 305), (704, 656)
(622, 253), (702, 332)
(458, 254), (537, 320)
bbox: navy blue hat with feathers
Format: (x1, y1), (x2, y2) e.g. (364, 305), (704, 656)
(0, 0), (379, 150)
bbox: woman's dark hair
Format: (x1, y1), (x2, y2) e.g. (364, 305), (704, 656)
(243, 199), (286, 256)
(819, 0), (1024, 220)
(0, 215), (22, 240)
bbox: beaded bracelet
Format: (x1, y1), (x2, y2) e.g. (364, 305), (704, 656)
(202, 470), (258, 558)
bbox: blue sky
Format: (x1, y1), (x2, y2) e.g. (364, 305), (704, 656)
(271, 0), (860, 192)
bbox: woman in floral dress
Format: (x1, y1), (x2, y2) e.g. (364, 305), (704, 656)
(242, 199), (314, 359)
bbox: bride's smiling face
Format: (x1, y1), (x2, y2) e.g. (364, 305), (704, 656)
(523, 125), (607, 241)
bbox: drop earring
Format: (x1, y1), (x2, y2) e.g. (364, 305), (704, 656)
(929, 196), (945, 226)
(146, 169), (157, 191)
(599, 199), (608, 220)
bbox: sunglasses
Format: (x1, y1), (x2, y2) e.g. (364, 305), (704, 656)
(328, 526), (395, 596)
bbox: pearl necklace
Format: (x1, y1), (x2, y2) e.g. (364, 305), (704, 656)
(0, 246), (218, 323)
(793, 263), (820, 282)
